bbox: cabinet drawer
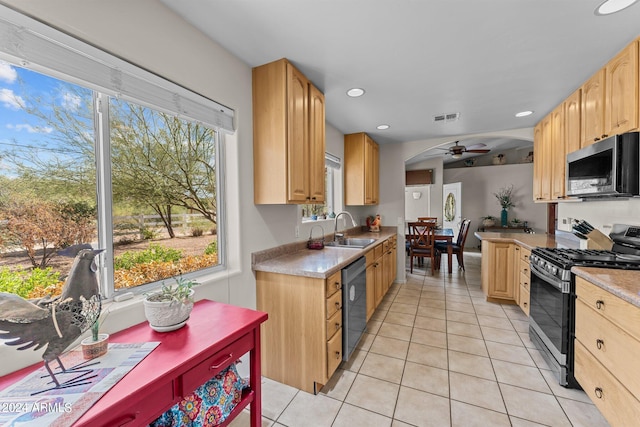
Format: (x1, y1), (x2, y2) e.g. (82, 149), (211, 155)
(326, 289), (342, 319)
(374, 243), (383, 259)
(325, 271), (342, 297)
(95, 379), (175, 427)
(326, 308), (342, 340)
(180, 332), (253, 396)
(575, 298), (640, 398)
(576, 277), (640, 341)
(519, 247), (531, 263)
(519, 259), (530, 278)
(519, 285), (530, 316)
(383, 240), (389, 252)
(327, 328), (343, 377)
(365, 249), (375, 266)
(519, 271), (530, 291)
(574, 341), (640, 427)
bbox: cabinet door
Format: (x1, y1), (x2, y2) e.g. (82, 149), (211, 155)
(551, 105), (565, 200)
(371, 140), (379, 205)
(540, 115), (552, 201)
(605, 42), (638, 136)
(308, 84), (326, 203)
(364, 135), (376, 204)
(487, 242), (516, 300)
(565, 89), (582, 155)
(374, 257), (384, 306)
(286, 64), (309, 203)
(533, 122), (544, 201)
(366, 263), (375, 321)
(581, 69), (606, 147)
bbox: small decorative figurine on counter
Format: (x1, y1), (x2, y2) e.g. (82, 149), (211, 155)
(368, 214), (381, 232)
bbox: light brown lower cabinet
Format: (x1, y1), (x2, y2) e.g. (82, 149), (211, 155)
(481, 240), (517, 303)
(256, 270), (342, 394)
(574, 276), (640, 426)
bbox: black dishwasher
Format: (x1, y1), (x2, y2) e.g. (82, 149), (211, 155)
(342, 257), (367, 361)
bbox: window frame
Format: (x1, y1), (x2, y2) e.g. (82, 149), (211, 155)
(0, 7), (230, 299)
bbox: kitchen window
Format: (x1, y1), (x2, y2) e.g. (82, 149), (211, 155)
(0, 7), (233, 299)
(301, 153), (342, 222)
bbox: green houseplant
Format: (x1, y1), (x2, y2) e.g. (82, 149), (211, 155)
(482, 215), (496, 227)
(143, 276), (197, 332)
(81, 309), (110, 360)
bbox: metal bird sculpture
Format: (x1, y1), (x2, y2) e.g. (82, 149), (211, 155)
(0, 245), (104, 393)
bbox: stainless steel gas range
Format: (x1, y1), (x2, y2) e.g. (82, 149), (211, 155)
(528, 224), (640, 388)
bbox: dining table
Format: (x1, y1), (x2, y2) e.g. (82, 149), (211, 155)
(406, 227), (455, 274)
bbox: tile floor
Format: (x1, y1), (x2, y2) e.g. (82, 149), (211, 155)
(230, 251), (611, 427)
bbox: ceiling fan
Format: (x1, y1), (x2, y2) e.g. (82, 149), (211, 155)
(443, 141), (491, 159)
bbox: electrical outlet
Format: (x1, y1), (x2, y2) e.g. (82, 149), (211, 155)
(295, 226), (300, 238)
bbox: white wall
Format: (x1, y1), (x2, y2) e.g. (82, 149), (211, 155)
(444, 163), (548, 249)
(558, 199), (640, 235)
(405, 185), (431, 221)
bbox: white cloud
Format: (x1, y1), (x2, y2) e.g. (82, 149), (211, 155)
(0, 61), (17, 84)
(6, 123), (53, 134)
(61, 91), (81, 110)
(0, 88), (24, 110)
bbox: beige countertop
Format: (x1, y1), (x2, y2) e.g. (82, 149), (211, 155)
(252, 228), (397, 279)
(572, 266), (640, 308)
(474, 231), (579, 250)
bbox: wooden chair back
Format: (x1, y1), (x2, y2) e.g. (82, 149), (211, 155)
(456, 219), (471, 247)
(408, 221), (436, 249)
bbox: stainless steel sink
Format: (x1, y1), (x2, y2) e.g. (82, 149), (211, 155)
(325, 237), (377, 249)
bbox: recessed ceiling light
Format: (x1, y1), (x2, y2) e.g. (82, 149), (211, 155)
(376, 124), (390, 130)
(595, 0), (639, 15)
(515, 110), (533, 118)
(346, 88), (365, 97)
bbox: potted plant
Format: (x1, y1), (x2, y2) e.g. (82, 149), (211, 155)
(482, 215), (496, 227)
(143, 276), (197, 332)
(510, 218), (523, 227)
(81, 310), (110, 360)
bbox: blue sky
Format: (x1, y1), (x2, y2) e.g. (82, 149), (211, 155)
(0, 60), (86, 175)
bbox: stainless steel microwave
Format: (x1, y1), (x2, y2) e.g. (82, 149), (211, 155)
(566, 132), (640, 198)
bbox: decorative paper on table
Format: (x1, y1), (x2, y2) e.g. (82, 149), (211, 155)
(0, 342), (159, 426)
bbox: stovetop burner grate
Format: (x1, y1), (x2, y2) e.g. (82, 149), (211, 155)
(531, 247), (640, 271)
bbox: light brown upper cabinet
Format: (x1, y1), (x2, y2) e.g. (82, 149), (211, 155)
(581, 69), (606, 147)
(550, 105), (566, 200)
(253, 58), (325, 204)
(532, 122), (544, 202)
(581, 41), (639, 147)
(605, 41), (638, 137)
(565, 88), (582, 156)
(533, 114), (552, 202)
(344, 132), (379, 205)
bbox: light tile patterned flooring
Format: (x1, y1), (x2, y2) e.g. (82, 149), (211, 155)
(230, 251), (611, 427)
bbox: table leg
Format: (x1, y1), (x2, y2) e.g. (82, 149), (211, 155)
(448, 244), (453, 274)
(250, 329), (261, 427)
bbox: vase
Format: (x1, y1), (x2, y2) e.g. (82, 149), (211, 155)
(501, 208), (508, 227)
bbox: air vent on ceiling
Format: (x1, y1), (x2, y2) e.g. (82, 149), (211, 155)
(434, 112), (460, 123)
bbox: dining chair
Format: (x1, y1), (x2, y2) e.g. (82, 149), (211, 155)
(408, 221), (438, 274)
(436, 219), (471, 271)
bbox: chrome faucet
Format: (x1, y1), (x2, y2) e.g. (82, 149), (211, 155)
(334, 211), (357, 241)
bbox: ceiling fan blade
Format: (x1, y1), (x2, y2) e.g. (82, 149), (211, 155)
(465, 143), (487, 150)
(465, 149), (490, 154)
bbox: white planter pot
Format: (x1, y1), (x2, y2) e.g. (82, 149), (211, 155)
(143, 289), (194, 332)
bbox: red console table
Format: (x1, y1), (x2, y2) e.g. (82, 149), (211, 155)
(0, 300), (268, 427)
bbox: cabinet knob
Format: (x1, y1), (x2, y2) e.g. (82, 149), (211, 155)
(594, 137), (600, 142)
(601, 134), (608, 139)
(335, 351), (341, 359)
(335, 282), (341, 290)
(523, 302), (528, 307)
(596, 339), (604, 350)
(335, 322), (340, 330)
(595, 300), (604, 310)
(594, 387), (603, 399)
(335, 302), (341, 310)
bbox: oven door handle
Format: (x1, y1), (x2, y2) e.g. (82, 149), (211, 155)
(530, 262), (566, 292)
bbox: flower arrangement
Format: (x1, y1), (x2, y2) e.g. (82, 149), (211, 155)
(494, 185), (515, 210)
